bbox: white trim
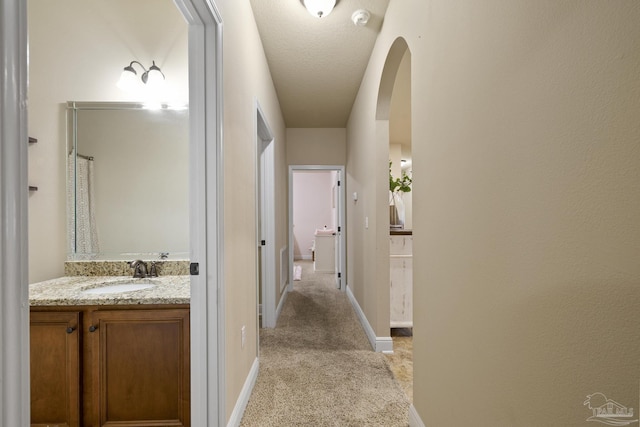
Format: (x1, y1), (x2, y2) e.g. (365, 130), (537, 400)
(173, 0), (224, 424)
(1, 0), (29, 424)
(256, 101), (277, 328)
(288, 165), (347, 291)
(279, 245), (288, 293)
(296, 255), (313, 261)
(226, 358), (260, 427)
(409, 404), (426, 427)
(275, 284), (289, 321)
(346, 285), (394, 353)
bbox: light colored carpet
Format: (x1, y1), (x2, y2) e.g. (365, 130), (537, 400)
(240, 261), (410, 426)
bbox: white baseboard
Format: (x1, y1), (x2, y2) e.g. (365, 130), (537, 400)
(227, 357), (259, 427)
(409, 404), (425, 427)
(346, 285), (394, 353)
(275, 286), (289, 323)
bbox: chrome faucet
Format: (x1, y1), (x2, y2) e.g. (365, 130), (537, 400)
(149, 261), (159, 277)
(130, 260), (148, 278)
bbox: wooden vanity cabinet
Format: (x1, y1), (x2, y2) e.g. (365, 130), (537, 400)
(89, 308), (190, 427)
(30, 311), (81, 427)
(30, 306), (190, 427)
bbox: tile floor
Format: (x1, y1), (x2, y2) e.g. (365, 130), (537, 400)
(385, 328), (413, 402)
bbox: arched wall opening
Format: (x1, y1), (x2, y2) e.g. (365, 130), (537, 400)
(375, 36), (413, 342)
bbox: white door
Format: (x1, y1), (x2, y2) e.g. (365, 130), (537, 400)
(333, 171), (342, 289)
(256, 104), (276, 328)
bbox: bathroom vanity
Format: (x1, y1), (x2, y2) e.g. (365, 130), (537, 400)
(29, 274), (190, 427)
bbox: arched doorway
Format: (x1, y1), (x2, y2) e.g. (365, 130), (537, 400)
(376, 37), (413, 331)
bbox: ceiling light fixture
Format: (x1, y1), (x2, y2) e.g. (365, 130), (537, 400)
(117, 60), (165, 91)
(351, 9), (370, 26)
(301, 0), (336, 18)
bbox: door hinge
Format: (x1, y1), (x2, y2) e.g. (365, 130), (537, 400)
(261, 240), (266, 246)
(338, 272), (341, 278)
(190, 262), (200, 275)
(337, 180), (341, 186)
(338, 226), (341, 232)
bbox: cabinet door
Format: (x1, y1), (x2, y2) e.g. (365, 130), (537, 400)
(30, 311), (81, 427)
(90, 309), (190, 427)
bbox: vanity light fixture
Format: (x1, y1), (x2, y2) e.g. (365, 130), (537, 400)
(117, 60), (165, 91)
(301, 0), (336, 18)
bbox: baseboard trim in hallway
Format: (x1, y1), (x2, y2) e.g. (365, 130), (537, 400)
(227, 358), (259, 427)
(275, 286), (289, 323)
(346, 284), (394, 353)
(409, 404), (426, 427)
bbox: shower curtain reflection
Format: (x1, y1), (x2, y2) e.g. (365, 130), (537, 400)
(67, 152), (99, 255)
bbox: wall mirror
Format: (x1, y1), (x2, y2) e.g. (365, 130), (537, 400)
(67, 101), (189, 260)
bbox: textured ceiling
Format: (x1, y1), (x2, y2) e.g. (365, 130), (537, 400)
(250, 0), (391, 128)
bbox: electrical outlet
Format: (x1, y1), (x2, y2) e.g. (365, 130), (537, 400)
(241, 325), (246, 349)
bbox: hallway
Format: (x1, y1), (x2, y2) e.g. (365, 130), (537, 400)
(240, 261), (410, 426)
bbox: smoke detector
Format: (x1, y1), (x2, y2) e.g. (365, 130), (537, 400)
(351, 9), (370, 26)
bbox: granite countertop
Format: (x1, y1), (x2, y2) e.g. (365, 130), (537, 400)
(29, 275), (190, 306)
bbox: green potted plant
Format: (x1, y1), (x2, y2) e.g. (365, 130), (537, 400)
(389, 161), (412, 229)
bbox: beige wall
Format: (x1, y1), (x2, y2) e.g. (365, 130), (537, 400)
(215, 0), (287, 421)
(350, 0), (640, 425)
(287, 128), (346, 165)
(28, 0), (188, 282)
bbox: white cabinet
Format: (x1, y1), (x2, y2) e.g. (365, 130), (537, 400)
(390, 233), (412, 328)
(314, 235), (336, 273)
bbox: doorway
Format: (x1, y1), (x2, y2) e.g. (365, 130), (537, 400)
(256, 102), (276, 328)
(377, 36), (414, 402)
(288, 165), (346, 291)
(0, 0), (224, 424)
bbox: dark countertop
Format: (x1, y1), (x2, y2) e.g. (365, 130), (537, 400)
(390, 229), (412, 236)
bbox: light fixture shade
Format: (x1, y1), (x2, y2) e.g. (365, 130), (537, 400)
(145, 62), (165, 89)
(117, 68), (139, 91)
(302, 0), (336, 18)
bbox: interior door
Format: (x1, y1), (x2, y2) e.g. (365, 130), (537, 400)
(258, 138), (267, 327)
(333, 172), (340, 289)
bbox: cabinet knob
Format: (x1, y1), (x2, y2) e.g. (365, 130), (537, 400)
(66, 326), (76, 334)
(89, 325), (98, 332)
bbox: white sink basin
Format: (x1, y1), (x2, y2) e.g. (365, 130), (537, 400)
(82, 282), (156, 295)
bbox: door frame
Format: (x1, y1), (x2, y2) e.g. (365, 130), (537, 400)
(288, 165), (346, 291)
(255, 100), (277, 328)
(173, 0), (225, 424)
(0, 0), (225, 424)
(0, 0), (29, 424)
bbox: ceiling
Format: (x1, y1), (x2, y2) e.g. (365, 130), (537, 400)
(250, 0), (391, 128)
